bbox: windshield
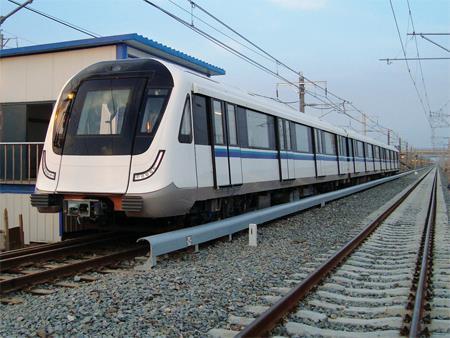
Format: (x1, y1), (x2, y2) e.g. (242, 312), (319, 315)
(62, 78), (146, 156)
(76, 88), (131, 135)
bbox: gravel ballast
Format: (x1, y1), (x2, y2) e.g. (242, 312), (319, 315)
(0, 172), (423, 337)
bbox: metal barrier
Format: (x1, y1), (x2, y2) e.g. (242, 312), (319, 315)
(137, 169), (417, 269)
(0, 142), (44, 184)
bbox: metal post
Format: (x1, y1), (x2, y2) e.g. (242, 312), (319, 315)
(299, 73), (305, 113)
(249, 223), (257, 246)
(3, 209), (9, 251)
(19, 214), (24, 248)
(387, 129), (391, 145)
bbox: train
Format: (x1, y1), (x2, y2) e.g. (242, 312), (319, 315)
(31, 58), (399, 226)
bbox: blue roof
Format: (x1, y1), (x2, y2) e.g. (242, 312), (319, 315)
(0, 33), (225, 76)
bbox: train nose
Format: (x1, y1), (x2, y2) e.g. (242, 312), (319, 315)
(56, 155), (132, 194)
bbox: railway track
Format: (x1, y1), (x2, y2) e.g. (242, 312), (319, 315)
(208, 168), (450, 337)
(0, 232), (148, 295)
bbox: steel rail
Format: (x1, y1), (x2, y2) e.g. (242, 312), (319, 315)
(0, 232), (119, 260)
(0, 234), (135, 272)
(408, 170), (437, 337)
(237, 168), (433, 338)
(0, 245), (148, 294)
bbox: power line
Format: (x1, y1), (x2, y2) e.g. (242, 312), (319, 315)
(380, 57), (450, 61)
(407, 33), (450, 36)
(185, 0), (399, 140)
(388, 0), (430, 123)
(1, 29), (36, 44)
(7, 0), (100, 38)
(406, 0), (432, 113)
(166, 0), (274, 63)
(412, 34), (450, 53)
(0, 0), (32, 25)
(142, 0), (400, 143)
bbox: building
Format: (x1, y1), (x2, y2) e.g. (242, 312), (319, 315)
(0, 33), (224, 244)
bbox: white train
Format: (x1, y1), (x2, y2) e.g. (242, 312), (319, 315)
(31, 58), (399, 224)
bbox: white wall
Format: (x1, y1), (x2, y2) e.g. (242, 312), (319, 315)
(0, 45), (116, 103)
(0, 193), (60, 244)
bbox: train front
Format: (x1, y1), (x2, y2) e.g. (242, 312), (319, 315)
(31, 59), (175, 224)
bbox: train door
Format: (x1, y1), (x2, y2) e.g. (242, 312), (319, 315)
(348, 138), (355, 174)
(315, 129), (323, 176)
(277, 119), (295, 180)
(225, 103), (243, 185)
(285, 121), (295, 179)
(211, 99), (231, 187)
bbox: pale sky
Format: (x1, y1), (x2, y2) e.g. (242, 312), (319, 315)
(1, 0), (449, 148)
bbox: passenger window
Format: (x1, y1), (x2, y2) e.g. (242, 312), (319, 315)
(295, 124), (312, 153)
(237, 106), (248, 148)
(315, 130), (322, 153)
(193, 94), (210, 145)
(213, 100), (225, 145)
(284, 120), (292, 150)
(278, 119), (285, 150)
(246, 109), (271, 149)
(322, 131), (336, 155)
(356, 141), (364, 157)
(226, 104), (238, 146)
(178, 95), (192, 144)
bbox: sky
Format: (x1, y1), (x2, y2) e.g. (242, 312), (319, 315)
(1, 0), (449, 148)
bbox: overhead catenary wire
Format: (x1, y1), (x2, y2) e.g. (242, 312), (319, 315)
(166, 0), (274, 63)
(185, 0), (400, 140)
(190, 0), (401, 141)
(143, 0), (401, 144)
(141, 0), (349, 117)
(388, 0), (430, 123)
(406, 0), (432, 114)
(7, 0), (100, 38)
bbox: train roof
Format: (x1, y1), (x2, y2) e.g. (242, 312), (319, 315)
(163, 61), (397, 151)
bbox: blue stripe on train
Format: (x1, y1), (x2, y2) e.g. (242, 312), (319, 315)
(214, 147), (367, 162)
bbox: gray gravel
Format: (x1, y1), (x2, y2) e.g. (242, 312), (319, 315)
(0, 172), (422, 337)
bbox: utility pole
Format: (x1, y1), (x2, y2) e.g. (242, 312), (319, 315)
(387, 129), (391, 145)
(299, 72), (305, 113)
